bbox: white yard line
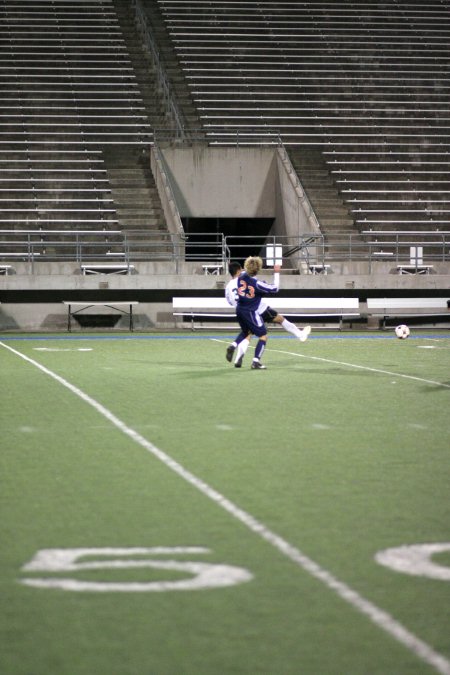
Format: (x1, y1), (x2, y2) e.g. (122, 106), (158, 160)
(212, 338), (450, 389)
(272, 347), (450, 389)
(2, 340), (450, 675)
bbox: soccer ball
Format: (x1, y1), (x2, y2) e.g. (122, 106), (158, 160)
(395, 324), (410, 339)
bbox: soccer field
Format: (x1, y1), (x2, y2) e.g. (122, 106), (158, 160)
(1, 331), (449, 675)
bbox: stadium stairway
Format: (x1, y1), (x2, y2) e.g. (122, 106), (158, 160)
(101, 146), (173, 259)
(136, 0), (203, 133)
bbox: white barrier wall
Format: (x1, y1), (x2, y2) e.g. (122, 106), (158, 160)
(159, 145), (322, 245)
(275, 148), (321, 238)
(159, 146), (278, 218)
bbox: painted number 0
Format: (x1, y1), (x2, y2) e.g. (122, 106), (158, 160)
(375, 543), (450, 581)
(20, 547), (253, 592)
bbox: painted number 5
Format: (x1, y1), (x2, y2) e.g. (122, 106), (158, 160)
(20, 547), (253, 592)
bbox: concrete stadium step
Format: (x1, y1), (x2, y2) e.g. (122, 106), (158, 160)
(101, 145), (168, 237)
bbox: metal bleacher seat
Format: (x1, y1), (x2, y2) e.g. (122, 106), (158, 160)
(0, 0), (151, 144)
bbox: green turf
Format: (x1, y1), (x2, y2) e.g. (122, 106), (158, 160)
(0, 331), (449, 674)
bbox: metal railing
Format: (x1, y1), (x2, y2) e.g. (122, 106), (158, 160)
(362, 230), (450, 272)
(0, 230), (126, 273)
(132, 0), (186, 141)
(153, 128), (283, 147)
(0, 229), (449, 273)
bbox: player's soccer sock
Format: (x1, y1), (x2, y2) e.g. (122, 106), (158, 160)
(254, 339), (265, 361)
(232, 330), (249, 350)
(234, 339), (249, 363)
(281, 318), (303, 339)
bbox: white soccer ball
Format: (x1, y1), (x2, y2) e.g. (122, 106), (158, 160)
(395, 324), (410, 339)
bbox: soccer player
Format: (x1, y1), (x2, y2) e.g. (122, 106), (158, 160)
(235, 256), (278, 369)
(225, 261), (252, 366)
(225, 260), (311, 368)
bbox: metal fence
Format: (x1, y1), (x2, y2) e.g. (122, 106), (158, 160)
(0, 229), (449, 274)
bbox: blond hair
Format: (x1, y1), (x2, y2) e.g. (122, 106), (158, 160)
(244, 256), (263, 276)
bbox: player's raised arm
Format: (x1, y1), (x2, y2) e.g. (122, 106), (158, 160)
(273, 263), (281, 289)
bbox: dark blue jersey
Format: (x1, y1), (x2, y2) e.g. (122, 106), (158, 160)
(236, 271), (279, 311)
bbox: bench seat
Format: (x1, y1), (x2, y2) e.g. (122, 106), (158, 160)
(80, 263), (134, 275)
(173, 296), (360, 329)
(367, 297), (450, 328)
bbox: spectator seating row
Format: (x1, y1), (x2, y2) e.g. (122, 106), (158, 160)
(0, 147), (117, 234)
(0, 0), (152, 145)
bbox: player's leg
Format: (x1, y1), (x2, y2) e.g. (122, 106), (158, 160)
(231, 314), (253, 367)
(249, 313), (268, 369)
(234, 335), (251, 368)
(251, 334), (267, 369)
(235, 309), (268, 369)
(226, 329), (248, 362)
(274, 312), (311, 342)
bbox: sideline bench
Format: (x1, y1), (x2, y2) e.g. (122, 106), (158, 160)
(367, 297), (450, 328)
(309, 264), (331, 275)
(63, 301), (139, 332)
(172, 296), (360, 330)
(201, 264), (223, 275)
(80, 264), (135, 275)
(396, 265), (434, 275)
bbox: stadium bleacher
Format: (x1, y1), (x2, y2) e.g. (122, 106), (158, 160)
(0, 0), (170, 261)
(157, 0), (450, 233)
(0, 0), (449, 330)
(1, 0), (449, 259)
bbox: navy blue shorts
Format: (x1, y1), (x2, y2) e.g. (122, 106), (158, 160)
(236, 307), (267, 338)
(261, 306), (278, 323)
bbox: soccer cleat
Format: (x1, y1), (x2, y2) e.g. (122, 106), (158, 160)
(299, 325), (311, 342)
(234, 354), (244, 368)
(226, 345), (235, 362)
(251, 361), (267, 369)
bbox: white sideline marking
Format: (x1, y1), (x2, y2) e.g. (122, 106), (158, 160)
(2, 340), (450, 675)
(270, 347), (450, 390)
(213, 337), (450, 389)
(33, 347), (93, 352)
(273, 350), (450, 389)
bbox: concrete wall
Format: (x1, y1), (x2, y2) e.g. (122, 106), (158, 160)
(1, 268), (449, 331)
(159, 145), (323, 272)
(1, 146), (448, 331)
(275, 147), (321, 239)
(159, 146), (278, 218)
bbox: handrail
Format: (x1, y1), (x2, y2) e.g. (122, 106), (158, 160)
(150, 142), (186, 272)
(150, 143), (185, 238)
(152, 128), (284, 147)
(0, 229), (448, 272)
(0, 230), (123, 235)
(131, 0), (186, 141)
(276, 141), (322, 235)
